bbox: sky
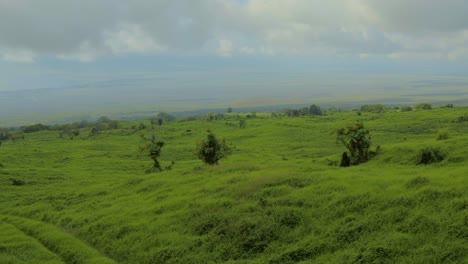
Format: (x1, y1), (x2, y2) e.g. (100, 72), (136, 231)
(1, 0), (468, 116)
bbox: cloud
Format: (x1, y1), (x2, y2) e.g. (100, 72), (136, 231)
(2, 49), (35, 63)
(1, 0), (467, 62)
(216, 39), (233, 57)
(104, 23), (167, 54)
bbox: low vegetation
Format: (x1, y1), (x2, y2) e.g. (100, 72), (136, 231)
(0, 105), (467, 263)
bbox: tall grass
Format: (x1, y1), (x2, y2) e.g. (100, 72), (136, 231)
(0, 107), (467, 263)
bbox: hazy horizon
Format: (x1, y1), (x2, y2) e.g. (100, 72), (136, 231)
(1, 1), (468, 125)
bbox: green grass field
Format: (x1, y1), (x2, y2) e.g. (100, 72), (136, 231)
(1, 107), (467, 263)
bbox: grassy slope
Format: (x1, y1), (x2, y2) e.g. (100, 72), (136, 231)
(0, 108), (467, 263)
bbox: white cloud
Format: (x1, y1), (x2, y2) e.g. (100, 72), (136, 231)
(56, 41), (99, 62)
(104, 23), (166, 54)
(0, 0), (467, 61)
(2, 50), (35, 63)
(216, 39), (234, 57)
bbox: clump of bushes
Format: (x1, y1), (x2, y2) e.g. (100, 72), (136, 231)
(414, 103), (432, 110)
(400, 106), (413, 112)
(436, 129), (449, 141)
(360, 104), (385, 113)
(416, 147), (445, 165)
(455, 115), (468, 123)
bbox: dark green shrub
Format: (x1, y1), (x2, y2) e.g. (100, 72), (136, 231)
(456, 115), (468, 123)
(195, 131), (232, 165)
(360, 104), (384, 113)
(414, 103), (432, 110)
(21, 123), (50, 133)
(107, 120), (119, 130)
(11, 178), (26, 186)
(400, 106), (413, 112)
(405, 176), (430, 188)
(416, 147), (445, 165)
(239, 119), (246, 128)
(336, 122), (372, 165)
(309, 104), (323, 115)
(436, 130), (449, 141)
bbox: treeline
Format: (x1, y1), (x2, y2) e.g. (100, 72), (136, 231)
(282, 104), (323, 117)
(0, 112), (178, 140)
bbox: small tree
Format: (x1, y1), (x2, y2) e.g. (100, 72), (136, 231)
(89, 127), (99, 137)
(239, 119), (246, 128)
(141, 134), (165, 172)
(400, 106), (413, 112)
(309, 104), (323, 116)
(108, 120), (119, 130)
(336, 122), (372, 166)
(195, 131), (232, 165)
(227, 107), (233, 113)
(97, 116), (111, 123)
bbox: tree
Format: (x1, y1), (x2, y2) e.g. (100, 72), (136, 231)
(195, 131), (232, 165)
(309, 104), (323, 116)
(89, 127), (99, 137)
(108, 120), (119, 130)
(157, 112), (176, 122)
(360, 104), (384, 113)
(239, 119), (246, 128)
(414, 103), (432, 110)
(97, 116), (111, 123)
(22, 123), (50, 133)
(69, 129), (80, 139)
(227, 107), (233, 113)
(400, 106), (413, 112)
(141, 134), (165, 172)
(336, 122), (372, 166)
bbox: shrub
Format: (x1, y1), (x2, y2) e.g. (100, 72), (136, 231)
(360, 104), (384, 113)
(239, 119), (246, 128)
(436, 130), (449, 141)
(11, 178), (26, 186)
(414, 103), (432, 110)
(140, 134), (165, 172)
(400, 106), (413, 112)
(309, 104), (323, 115)
(107, 120), (119, 130)
(22, 123), (50, 133)
(455, 115), (468, 123)
(336, 122), (372, 166)
(195, 131), (232, 165)
(416, 147), (445, 165)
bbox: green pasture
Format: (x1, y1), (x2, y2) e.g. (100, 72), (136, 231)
(0, 107), (467, 263)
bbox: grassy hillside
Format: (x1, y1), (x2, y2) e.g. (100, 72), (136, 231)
(1, 107), (467, 263)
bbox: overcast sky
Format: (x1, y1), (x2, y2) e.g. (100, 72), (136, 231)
(1, 0), (468, 92)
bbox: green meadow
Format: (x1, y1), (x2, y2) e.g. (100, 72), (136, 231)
(0, 107), (467, 263)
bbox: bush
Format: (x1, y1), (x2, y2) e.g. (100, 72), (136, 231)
(141, 135), (165, 172)
(455, 115), (468, 123)
(336, 122), (372, 166)
(400, 106), (413, 112)
(414, 103), (432, 110)
(239, 119), (246, 128)
(360, 104), (384, 113)
(195, 131), (232, 165)
(11, 178), (26, 186)
(22, 123), (50, 133)
(436, 130), (449, 141)
(416, 147), (445, 165)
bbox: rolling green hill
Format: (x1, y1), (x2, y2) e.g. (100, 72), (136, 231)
(1, 107), (467, 263)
